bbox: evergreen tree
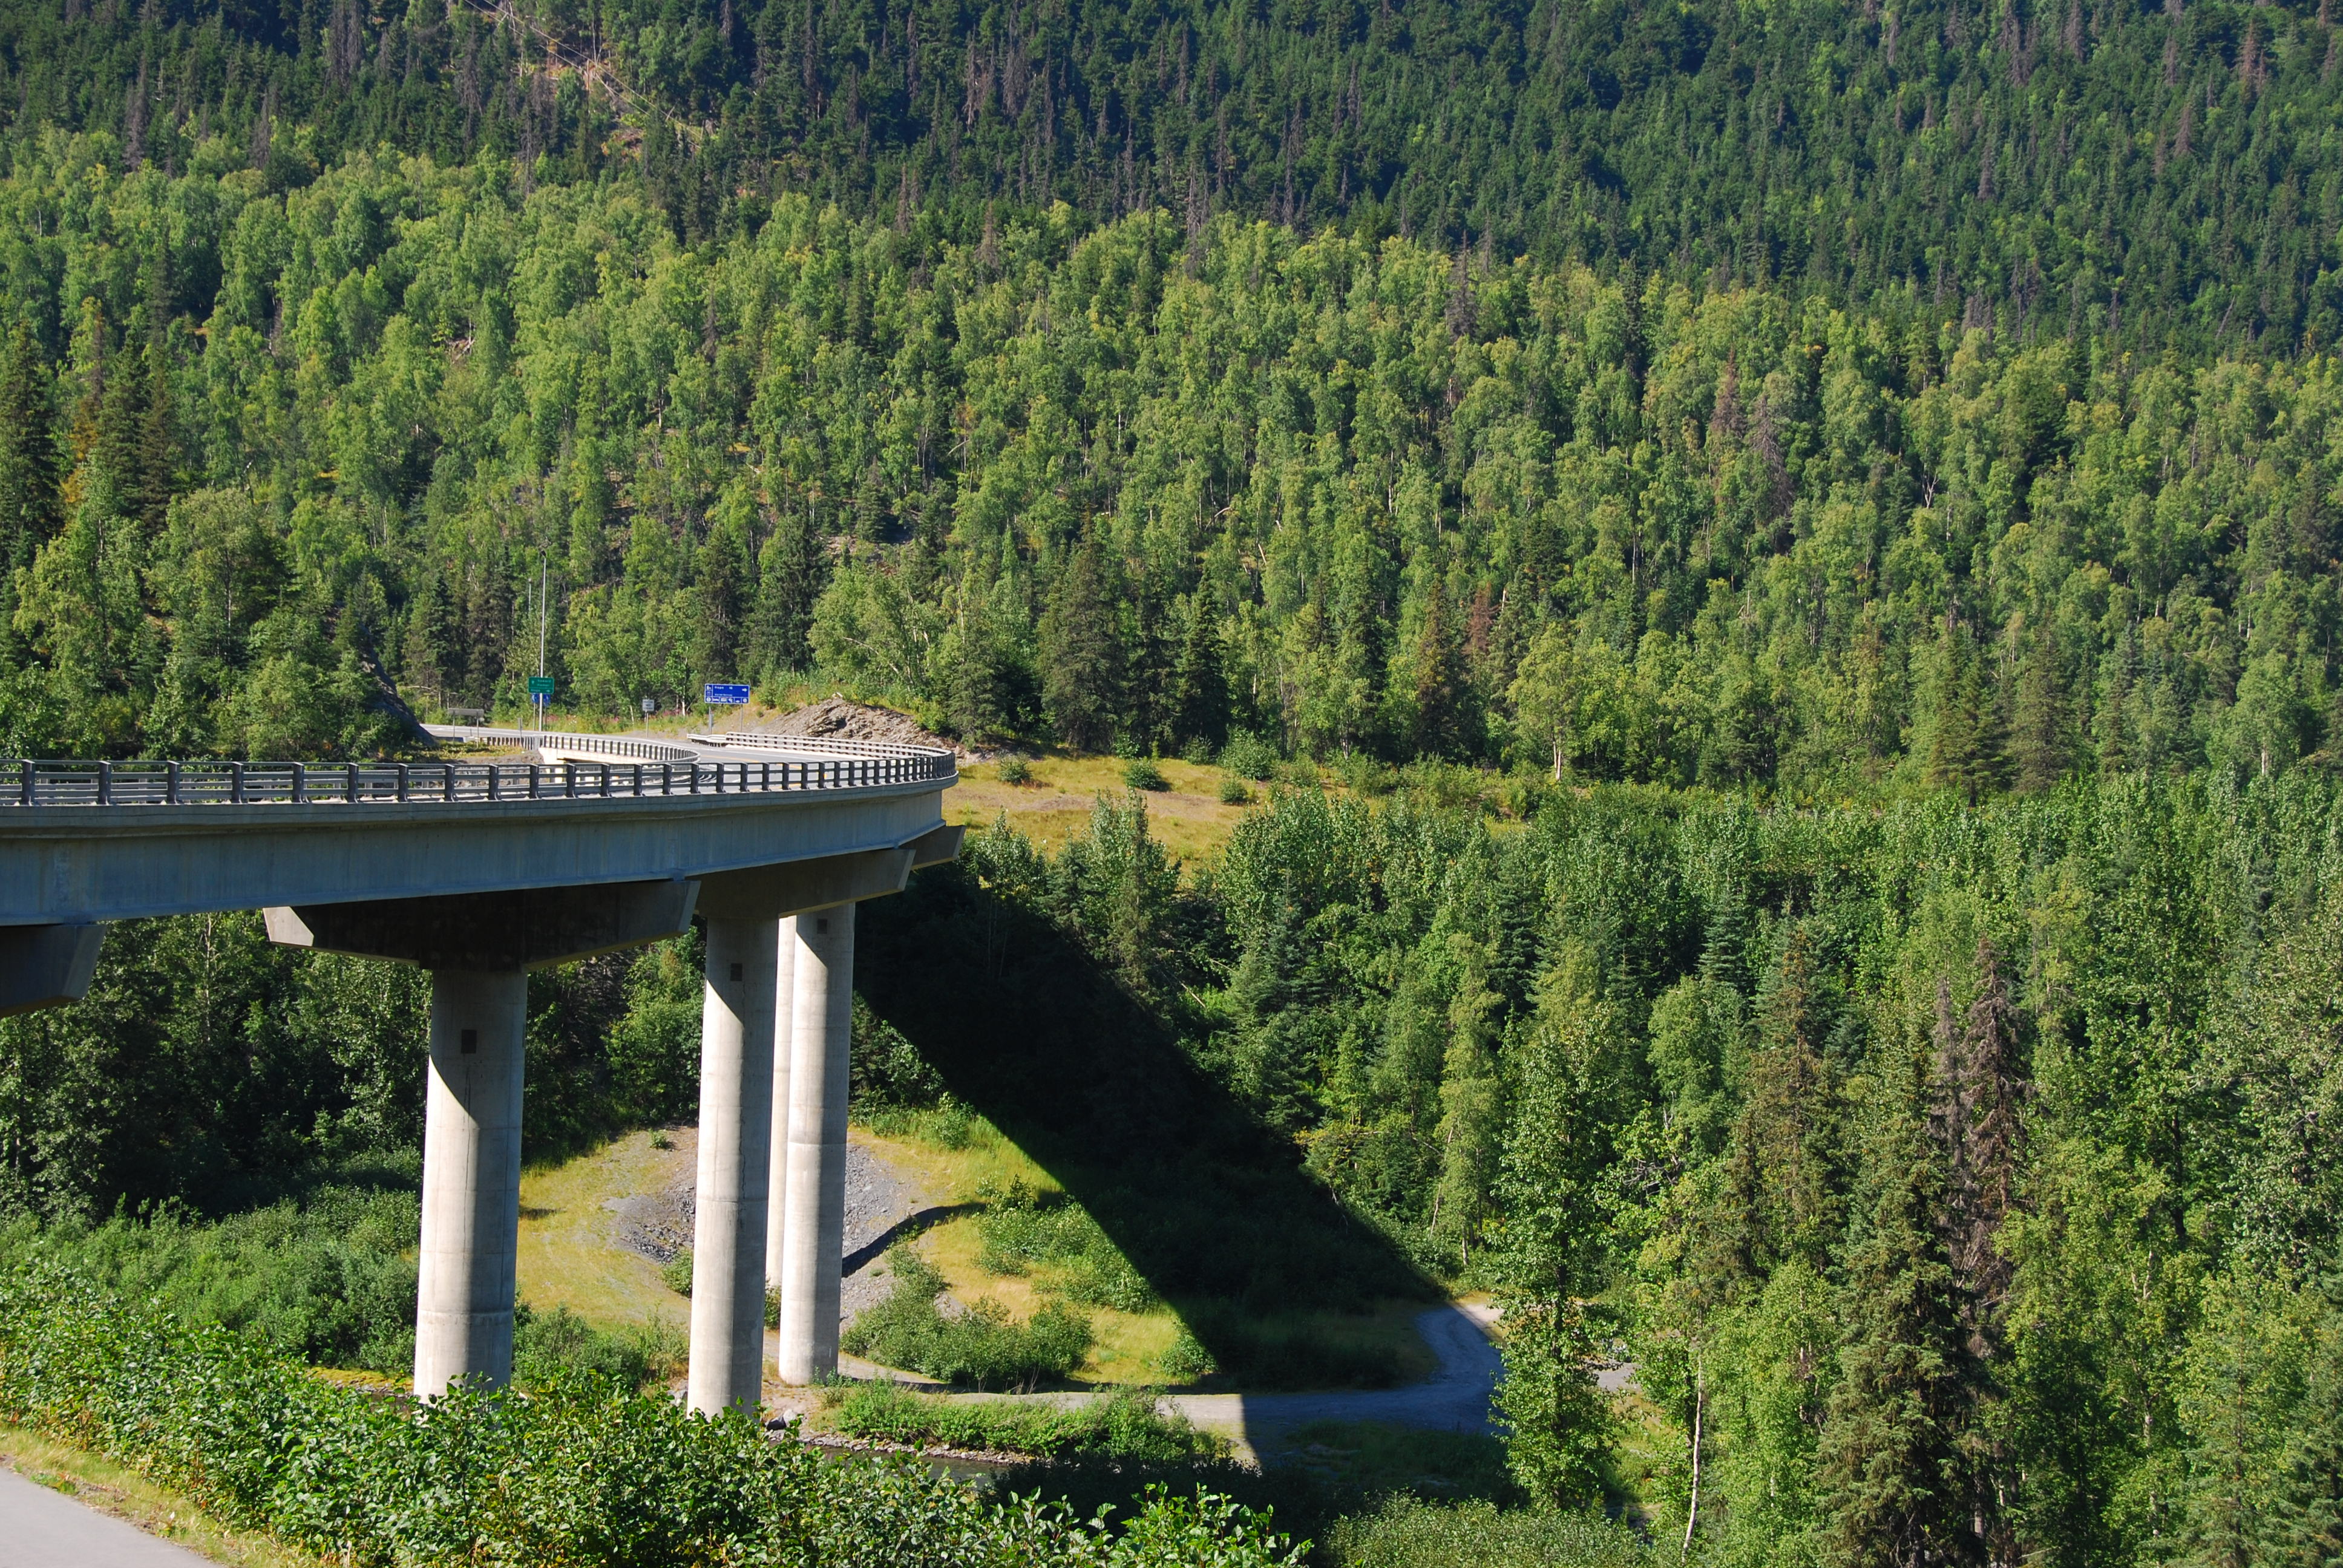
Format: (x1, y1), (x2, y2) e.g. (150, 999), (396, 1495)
(1928, 616), (2010, 804)
(693, 497), (753, 682)
(745, 499), (829, 682)
(1169, 592), (1230, 752)
(0, 322), (62, 574)
(1492, 946), (1618, 1508)
(134, 350), (175, 534)
(948, 570), (1014, 744)
(1040, 534), (1124, 753)
(1411, 578), (1469, 759)
(2009, 624), (2069, 794)
(1429, 938), (1504, 1270)
(1817, 1048), (1980, 1568)
(2264, 1315), (2343, 1568)
(85, 336), (148, 526)
(1715, 929), (1845, 1278)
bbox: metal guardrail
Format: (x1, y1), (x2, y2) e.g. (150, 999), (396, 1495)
(689, 731), (959, 760)
(427, 725), (701, 763)
(0, 753), (956, 807)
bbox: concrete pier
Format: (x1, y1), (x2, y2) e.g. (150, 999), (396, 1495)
(415, 969), (529, 1399)
(765, 915), (798, 1295)
(687, 916), (780, 1414)
(777, 904), (854, 1384)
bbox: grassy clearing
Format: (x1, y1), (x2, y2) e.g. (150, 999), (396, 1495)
(513, 1125), (692, 1330)
(0, 1426), (323, 1567)
(856, 1113), (1188, 1384)
(948, 755), (1259, 864)
(854, 1110), (1435, 1391)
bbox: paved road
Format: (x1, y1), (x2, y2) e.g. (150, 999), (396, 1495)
(1164, 1302), (1503, 1440)
(0, 1466), (213, 1565)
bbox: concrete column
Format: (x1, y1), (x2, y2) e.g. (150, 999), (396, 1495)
(415, 969), (529, 1400)
(764, 916), (798, 1295)
(777, 903), (854, 1384)
(687, 916), (779, 1414)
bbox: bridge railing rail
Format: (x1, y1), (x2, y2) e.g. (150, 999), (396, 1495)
(0, 753), (955, 807)
(424, 726), (702, 763)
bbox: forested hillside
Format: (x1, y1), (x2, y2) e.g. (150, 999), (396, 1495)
(0, 146), (2336, 778)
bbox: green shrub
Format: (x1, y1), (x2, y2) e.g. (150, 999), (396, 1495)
(852, 995), (948, 1111)
(997, 755), (1034, 785)
(0, 1189), (422, 1376)
(1122, 758), (1170, 792)
(976, 1189), (1160, 1313)
(513, 1304), (686, 1391)
(1179, 736), (1218, 765)
(0, 1265), (1304, 1567)
(663, 1249), (693, 1296)
(830, 1382), (1224, 1461)
(1159, 1329), (1217, 1381)
(1217, 777), (1250, 805)
(842, 1252), (1093, 1390)
(1219, 731), (1279, 781)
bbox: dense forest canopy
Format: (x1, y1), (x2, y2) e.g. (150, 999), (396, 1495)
(0, 145), (2334, 779)
(5, 0), (2343, 353)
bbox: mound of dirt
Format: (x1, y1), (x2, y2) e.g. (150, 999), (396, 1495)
(742, 696), (993, 760)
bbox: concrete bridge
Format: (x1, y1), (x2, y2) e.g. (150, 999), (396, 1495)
(0, 726), (965, 1413)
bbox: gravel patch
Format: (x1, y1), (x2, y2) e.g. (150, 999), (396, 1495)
(606, 1129), (945, 1331)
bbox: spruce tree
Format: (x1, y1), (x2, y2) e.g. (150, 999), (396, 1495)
(1429, 939), (1504, 1269)
(134, 350), (175, 532)
(1412, 577), (1469, 759)
(949, 572), (1012, 743)
(745, 499), (829, 681)
(2009, 622), (2068, 794)
(0, 322), (62, 572)
(2264, 1315), (2343, 1568)
(1492, 946), (1617, 1508)
(1817, 1047), (1979, 1568)
(1927, 615), (2011, 803)
(1040, 533), (1124, 753)
(1170, 591), (1230, 751)
(1715, 928), (1845, 1277)
(87, 337), (149, 526)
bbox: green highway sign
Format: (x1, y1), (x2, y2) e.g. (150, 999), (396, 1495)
(526, 677), (555, 697)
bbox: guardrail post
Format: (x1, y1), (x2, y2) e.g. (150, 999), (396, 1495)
(230, 762), (245, 803)
(442, 762), (455, 801)
(528, 763), (539, 799)
(18, 760), (30, 806)
(347, 762), (359, 802)
(292, 764), (306, 804)
(166, 761), (180, 804)
(97, 761), (111, 805)
(396, 763), (410, 801)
